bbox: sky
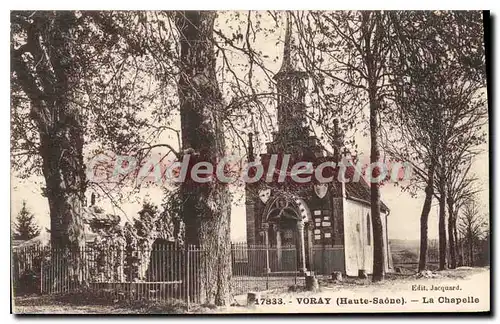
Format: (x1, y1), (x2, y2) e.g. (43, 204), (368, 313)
(10, 11), (490, 243)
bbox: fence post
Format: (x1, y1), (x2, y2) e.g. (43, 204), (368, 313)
(294, 245), (297, 286)
(266, 268), (269, 290)
(265, 244), (269, 290)
(185, 246), (190, 312)
(295, 245), (298, 286)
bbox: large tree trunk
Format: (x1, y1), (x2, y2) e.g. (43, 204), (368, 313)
(175, 11), (232, 306)
(11, 12), (87, 284)
(12, 12), (86, 252)
(42, 13), (87, 254)
(368, 86), (385, 282)
(418, 163), (435, 272)
(362, 11), (385, 282)
(41, 122), (86, 253)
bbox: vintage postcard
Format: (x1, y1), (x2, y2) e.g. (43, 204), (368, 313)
(10, 10), (490, 314)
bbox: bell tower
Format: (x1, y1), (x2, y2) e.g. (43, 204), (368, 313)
(271, 12), (310, 151)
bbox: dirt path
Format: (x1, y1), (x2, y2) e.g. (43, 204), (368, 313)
(13, 267), (489, 314)
(214, 267), (490, 313)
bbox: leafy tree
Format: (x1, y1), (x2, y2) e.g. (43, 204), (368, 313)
(11, 10), (285, 301)
(174, 11), (232, 306)
(296, 10), (393, 282)
(433, 77), (486, 270)
(422, 12), (486, 271)
(160, 10), (279, 306)
(11, 11), (87, 251)
(384, 58), (441, 272)
(13, 201), (40, 240)
(446, 164), (482, 269)
(385, 11), (486, 271)
(458, 195), (488, 266)
(11, 11), (177, 250)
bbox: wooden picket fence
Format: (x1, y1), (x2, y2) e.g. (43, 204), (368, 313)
(13, 244), (204, 304)
(13, 243), (338, 303)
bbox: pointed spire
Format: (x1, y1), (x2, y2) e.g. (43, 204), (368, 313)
(274, 11), (306, 80)
(279, 11), (294, 74)
(273, 11), (309, 146)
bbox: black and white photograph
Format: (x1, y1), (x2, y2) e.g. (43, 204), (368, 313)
(9, 10), (490, 314)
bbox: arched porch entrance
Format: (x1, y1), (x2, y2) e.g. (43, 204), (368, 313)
(261, 196), (312, 274)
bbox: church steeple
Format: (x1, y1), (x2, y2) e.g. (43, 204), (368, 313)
(277, 12), (294, 74)
(273, 11), (309, 145)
